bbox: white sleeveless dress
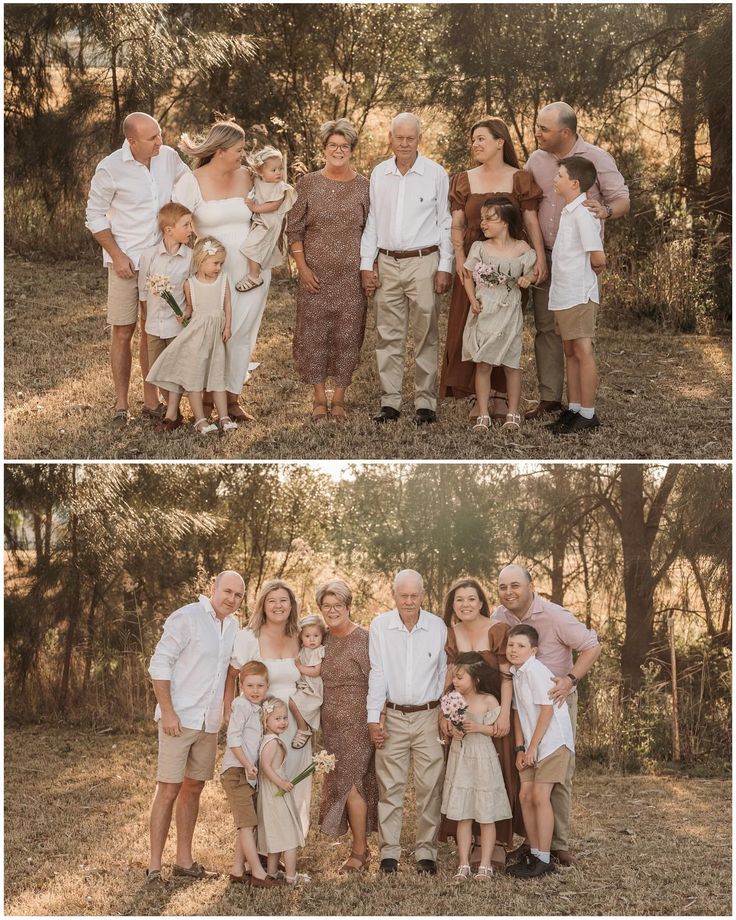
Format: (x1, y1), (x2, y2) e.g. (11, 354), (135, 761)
(146, 272), (227, 393)
(256, 734), (306, 855)
(173, 172), (271, 393)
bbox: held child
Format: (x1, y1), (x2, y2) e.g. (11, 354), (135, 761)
(235, 147), (297, 292)
(545, 156), (606, 435)
(289, 614), (326, 750)
(461, 196), (537, 432)
(505, 624), (575, 879)
(147, 236), (236, 436)
(256, 697), (311, 886)
(441, 653), (512, 882)
(137, 203), (194, 426)
(220, 661), (282, 888)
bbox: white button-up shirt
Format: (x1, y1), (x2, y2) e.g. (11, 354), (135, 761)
(549, 193), (604, 311)
(148, 595), (239, 732)
(138, 239), (193, 339)
(85, 140), (189, 270)
(220, 696), (263, 786)
(366, 609), (447, 723)
(360, 155), (453, 272)
(511, 655), (575, 760)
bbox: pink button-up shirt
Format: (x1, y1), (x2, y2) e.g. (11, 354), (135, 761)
(524, 135), (629, 250)
(490, 593), (599, 677)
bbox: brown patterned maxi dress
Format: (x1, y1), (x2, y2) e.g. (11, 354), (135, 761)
(287, 170), (370, 387)
(439, 621), (525, 848)
(319, 625), (378, 837)
(439, 169), (542, 402)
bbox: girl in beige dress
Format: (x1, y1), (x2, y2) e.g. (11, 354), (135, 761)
(256, 697), (310, 886)
(147, 236), (235, 435)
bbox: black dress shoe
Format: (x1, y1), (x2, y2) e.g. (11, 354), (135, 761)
(414, 408), (437, 425)
(416, 859), (437, 875)
(373, 406), (400, 424)
(507, 855), (557, 879)
(379, 857), (399, 874)
(557, 412), (600, 435)
(545, 409), (578, 432)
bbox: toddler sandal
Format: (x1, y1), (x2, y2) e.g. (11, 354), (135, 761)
(291, 728), (312, 749)
(220, 416), (238, 432)
(454, 864), (472, 882)
(285, 872), (311, 886)
(235, 276), (264, 293)
(472, 415), (491, 431)
(475, 865), (494, 881)
(501, 412), (521, 431)
(193, 418), (218, 436)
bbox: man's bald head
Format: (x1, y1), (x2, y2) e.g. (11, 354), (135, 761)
(215, 570), (245, 590)
(540, 101), (577, 135)
(123, 112), (163, 164)
(123, 112), (159, 141)
(498, 564), (532, 585)
(497, 564), (534, 618)
(210, 570), (246, 619)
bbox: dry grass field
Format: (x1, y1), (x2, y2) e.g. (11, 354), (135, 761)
(4, 725), (731, 916)
(4, 254), (731, 460)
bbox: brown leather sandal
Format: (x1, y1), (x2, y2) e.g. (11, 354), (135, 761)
(312, 401), (328, 421)
(227, 401), (255, 423)
(339, 849), (370, 873)
(330, 401), (347, 422)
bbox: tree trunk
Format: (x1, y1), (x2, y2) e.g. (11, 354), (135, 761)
(679, 8), (701, 218)
(59, 466), (82, 711)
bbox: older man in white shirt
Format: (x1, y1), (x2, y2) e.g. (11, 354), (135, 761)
(360, 114), (453, 425)
(85, 112), (189, 426)
(146, 571), (244, 883)
(367, 570), (447, 875)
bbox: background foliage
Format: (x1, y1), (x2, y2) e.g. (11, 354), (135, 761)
(4, 462), (731, 775)
(3, 2), (731, 330)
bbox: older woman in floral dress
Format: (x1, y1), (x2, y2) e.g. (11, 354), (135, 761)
(317, 579), (378, 872)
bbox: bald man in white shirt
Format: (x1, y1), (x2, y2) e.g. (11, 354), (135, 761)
(85, 113), (189, 426)
(360, 114), (453, 425)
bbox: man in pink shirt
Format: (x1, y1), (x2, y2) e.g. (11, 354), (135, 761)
(491, 564), (601, 866)
(524, 102), (630, 418)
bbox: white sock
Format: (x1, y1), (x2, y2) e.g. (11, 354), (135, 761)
(530, 848), (541, 858)
(579, 406), (595, 419)
(538, 851), (551, 864)
(567, 402), (581, 413)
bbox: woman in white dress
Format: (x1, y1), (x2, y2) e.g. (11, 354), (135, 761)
(227, 579), (313, 839)
(173, 121), (271, 421)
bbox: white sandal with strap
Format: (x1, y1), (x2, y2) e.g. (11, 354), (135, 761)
(472, 415), (491, 431)
(193, 418), (218, 436)
(454, 864), (472, 882)
(475, 864), (494, 880)
(220, 416), (238, 432)
(501, 412), (521, 431)
(291, 728), (312, 749)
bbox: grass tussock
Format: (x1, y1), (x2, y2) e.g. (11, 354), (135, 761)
(4, 254), (731, 460)
(4, 725), (731, 916)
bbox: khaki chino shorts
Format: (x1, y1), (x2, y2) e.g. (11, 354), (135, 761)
(107, 267), (140, 326)
(156, 724), (218, 783)
(220, 767), (258, 829)
(519, 744), (572, 785)
(553, 299), (598, 341)
(146, 333), (177, 366)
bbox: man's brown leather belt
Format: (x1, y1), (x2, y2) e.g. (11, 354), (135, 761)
(378, 245), (439, 259)
(386, 699), (440, 713)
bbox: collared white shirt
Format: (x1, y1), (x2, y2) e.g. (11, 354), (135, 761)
(138, 239), (193, 339)
(360, 155), (454, 273)
(511, 655), (575, 760)
(148, 595), (239, 732)
(366, 608), (447, 722)
(85, 141), (189, 270)
(549, 193), (604, 311)
(221, 696), (263, 786)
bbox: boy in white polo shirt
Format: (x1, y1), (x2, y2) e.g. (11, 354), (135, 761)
(546, 155), (606, 435)
(506, 623), (575, 879)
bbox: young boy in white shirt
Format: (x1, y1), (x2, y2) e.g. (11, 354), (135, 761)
(546, 156), (606, 434)
(506, 623), (575, 879)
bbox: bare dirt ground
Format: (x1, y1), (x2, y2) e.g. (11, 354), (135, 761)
(4, 255), (732, 460)
(4, 725), (731, 916)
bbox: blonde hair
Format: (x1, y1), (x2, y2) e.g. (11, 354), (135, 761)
(239, 660), (269, 681)
(179, 120), (245, 169)
(260, 695), (287, 729)
(315, 579), (353, 610)
(246, 146), (283, 173)
(158, 201), (192, 234)
(192, 236), (226, 274)
(248, 579), (300, 637)
(299, 613), (327, 641)
(319, 119), (358, 150)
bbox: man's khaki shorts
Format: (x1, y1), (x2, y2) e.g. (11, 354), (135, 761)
(553, 300), (598, 341)
(156, 724), (218, 783)
(107, 267), (140, 326)
(220, 767), (258, 829)
(519, 744), (572, 785)
(146, 333), (177, 366)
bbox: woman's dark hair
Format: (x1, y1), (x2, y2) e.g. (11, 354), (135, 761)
(453, 652), (504, 699)
(478, 195), (524, 242)
(470, 116), (520, 169)
(443, 577), (491, 627)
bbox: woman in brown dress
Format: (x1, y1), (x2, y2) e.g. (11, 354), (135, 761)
(287, 120), (370, 421)
(318, 579), (378, 873)
(439, 117), (546, 420)
(438, 577), (524, 869)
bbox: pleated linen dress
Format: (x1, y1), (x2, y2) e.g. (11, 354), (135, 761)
(461, 245), (537, 369)
(256, 734), (306, 855)
(290, 644), (325, 730)
(147, 272), (228, 394)
(441, 707), (513, 824)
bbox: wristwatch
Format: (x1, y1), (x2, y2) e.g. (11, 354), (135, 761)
(567, 672), (579, 687)
(604, 205), (613, 219)
(514, 744), (526, 753)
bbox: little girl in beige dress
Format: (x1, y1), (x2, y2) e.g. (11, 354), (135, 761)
(288, 614), (326, 749)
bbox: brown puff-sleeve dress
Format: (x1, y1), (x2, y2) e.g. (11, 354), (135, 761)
(439, 170), (542, 402)
(319, 625), (379, 837)
(439, 621), (525, 849)
(287, 170), (370, 388)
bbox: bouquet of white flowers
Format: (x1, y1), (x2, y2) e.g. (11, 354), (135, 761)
(147, 274), (189, 326)
(275, 749), (336, 797)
